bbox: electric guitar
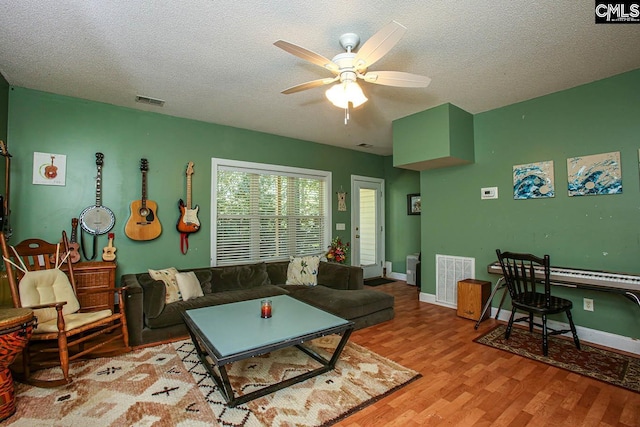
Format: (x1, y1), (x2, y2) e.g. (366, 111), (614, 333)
(102, 233), (116, 261)
(125, 158), (162, 240)
(177, 162), (200, 234)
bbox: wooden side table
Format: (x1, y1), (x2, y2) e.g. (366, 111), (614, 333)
(62, 261), (116, 311)
(457, 279), (491, 322)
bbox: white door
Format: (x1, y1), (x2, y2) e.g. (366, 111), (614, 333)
(351, 175), (384, 279)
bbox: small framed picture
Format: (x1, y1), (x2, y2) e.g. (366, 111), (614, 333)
(407, 193), (421, 215)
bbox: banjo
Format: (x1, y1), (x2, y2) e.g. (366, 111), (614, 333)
(79, 152), (115, 236)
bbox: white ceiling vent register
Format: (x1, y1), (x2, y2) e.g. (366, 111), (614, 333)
(135, 95), (165, 107)
(436, 254), (475, 308)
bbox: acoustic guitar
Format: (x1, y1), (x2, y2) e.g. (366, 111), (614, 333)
(125, 158), (162, 240)
(102, 233), (116, 261)
(176, 162), (200, 234)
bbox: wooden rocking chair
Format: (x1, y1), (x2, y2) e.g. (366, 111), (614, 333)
(0, 231), (130, 386)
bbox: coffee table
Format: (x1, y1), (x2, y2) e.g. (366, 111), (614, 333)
(182, 294), (354, 407)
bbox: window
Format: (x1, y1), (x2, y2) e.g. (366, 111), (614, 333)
(211, 158), (331, 266)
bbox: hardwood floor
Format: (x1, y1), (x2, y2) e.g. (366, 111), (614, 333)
(17, 281), (638, 425)
(336, 281), (640, 427)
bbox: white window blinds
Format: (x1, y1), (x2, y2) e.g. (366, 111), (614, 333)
(212, 159), (331, 266)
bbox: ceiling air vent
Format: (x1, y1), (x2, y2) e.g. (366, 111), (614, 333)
(357, 143), (374, 148)
(135, 95), (165, 107)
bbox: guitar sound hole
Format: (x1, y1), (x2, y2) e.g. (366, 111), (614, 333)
(139, 208), (149, 217)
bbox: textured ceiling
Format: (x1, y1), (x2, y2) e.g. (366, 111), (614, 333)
(1, 1), (639, 155)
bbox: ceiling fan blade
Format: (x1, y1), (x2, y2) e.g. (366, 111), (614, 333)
(274, 40), (339, 73)
(362, 71), (432, 88)
(281, 77), (338, 94)
(353, 21), (407, 72)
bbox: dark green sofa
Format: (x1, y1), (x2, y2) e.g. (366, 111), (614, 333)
(122, 260), (395, 347)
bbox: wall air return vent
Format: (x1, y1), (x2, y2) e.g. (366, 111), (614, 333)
(435, 254), (475, 308)
(135, 95), (165, 107)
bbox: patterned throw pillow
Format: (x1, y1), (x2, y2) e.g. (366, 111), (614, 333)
(175, 271), (204, 301)
(286, 255), (320, 286)
(148, 267), (182, 303)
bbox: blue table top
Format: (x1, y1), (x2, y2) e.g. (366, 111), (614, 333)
(184, 295), (349, 358)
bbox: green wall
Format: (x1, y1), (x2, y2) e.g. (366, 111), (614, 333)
(384, 156), (420, 273)
(420, 68), (640, 339)
(7, 87), (405, 277)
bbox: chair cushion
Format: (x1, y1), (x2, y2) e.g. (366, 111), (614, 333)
(19, 269), (80, 324)
(34, 309), (113, 333)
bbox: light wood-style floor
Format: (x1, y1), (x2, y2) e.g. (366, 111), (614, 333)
(336, 281), (640, 427)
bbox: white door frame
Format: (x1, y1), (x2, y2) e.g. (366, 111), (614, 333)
(351, 175), (385, 279)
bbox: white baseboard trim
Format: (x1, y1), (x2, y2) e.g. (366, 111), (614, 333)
(386, 272), (407, 282)
(418, 292), (640, 355)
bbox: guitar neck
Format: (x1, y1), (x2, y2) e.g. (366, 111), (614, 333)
(71, 218), (79, 243)
(141, 170), (148, 207)
(96, 165), (103, 206)
(186, 174), (192, 208)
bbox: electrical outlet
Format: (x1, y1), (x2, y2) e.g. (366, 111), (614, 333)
(583, 298), (594, 311)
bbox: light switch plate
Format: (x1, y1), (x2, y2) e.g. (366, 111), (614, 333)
(481, 187), (498, 200)
(336, 223), (345, 230)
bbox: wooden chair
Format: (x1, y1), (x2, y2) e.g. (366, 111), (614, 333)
(0, 231), (130, 386)
(496, 249), (580, 356)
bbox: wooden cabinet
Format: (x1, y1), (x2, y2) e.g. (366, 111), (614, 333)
(457, 279), (491, 321)
(62, 261), (116, 311)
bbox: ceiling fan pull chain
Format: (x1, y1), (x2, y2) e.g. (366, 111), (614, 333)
(344, 105), (350, 125)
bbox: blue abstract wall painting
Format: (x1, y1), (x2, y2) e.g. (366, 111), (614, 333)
(513, 161), (555, 200)
(567, 151), (622, 197)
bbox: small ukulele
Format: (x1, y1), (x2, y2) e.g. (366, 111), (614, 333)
(125, 158), (162, 240)
(50, 218), (81, 264)
(67, 218), (81, 263)
(102, 233), (116, 261)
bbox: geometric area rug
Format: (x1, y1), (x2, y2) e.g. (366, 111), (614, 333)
(7, 336), (421, 426)
(474, 324), (640, 394)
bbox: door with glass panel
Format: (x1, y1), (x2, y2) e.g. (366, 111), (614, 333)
(351, 176), (384, 279)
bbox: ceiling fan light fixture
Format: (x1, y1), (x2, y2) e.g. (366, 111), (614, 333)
(325, 80), (368, 109)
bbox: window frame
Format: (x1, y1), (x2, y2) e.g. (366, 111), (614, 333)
(211, 157), (332, 266)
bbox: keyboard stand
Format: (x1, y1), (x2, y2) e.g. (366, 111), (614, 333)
(474, 277), (506, 330)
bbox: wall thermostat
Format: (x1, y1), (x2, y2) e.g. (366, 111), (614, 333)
(481, 187), (498, 200)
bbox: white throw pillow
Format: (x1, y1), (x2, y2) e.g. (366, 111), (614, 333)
(286, 255), (320, 286)
(148, 267), (182, 303)
(175, 271), (204, 301)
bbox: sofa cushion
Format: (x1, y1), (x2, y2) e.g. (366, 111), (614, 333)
(145, 285), (289, 330)
(210, 262), (271, 292)
(317, 262), (350, 288)
(138, 274), (167, 319)
(265, 261), (288, 285)
(286, 255), (320, 286)
(192, 269), (213, 294)
(148, 267), (181, 303)
(284, 285), (394, 320)
(176, 272), (204, 301)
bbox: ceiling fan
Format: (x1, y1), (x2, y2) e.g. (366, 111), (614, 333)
(274, 20), (431, 123)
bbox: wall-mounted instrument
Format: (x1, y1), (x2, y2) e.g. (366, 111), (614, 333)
(79, 153), (115, 260)
(125, 158), (162, 240)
